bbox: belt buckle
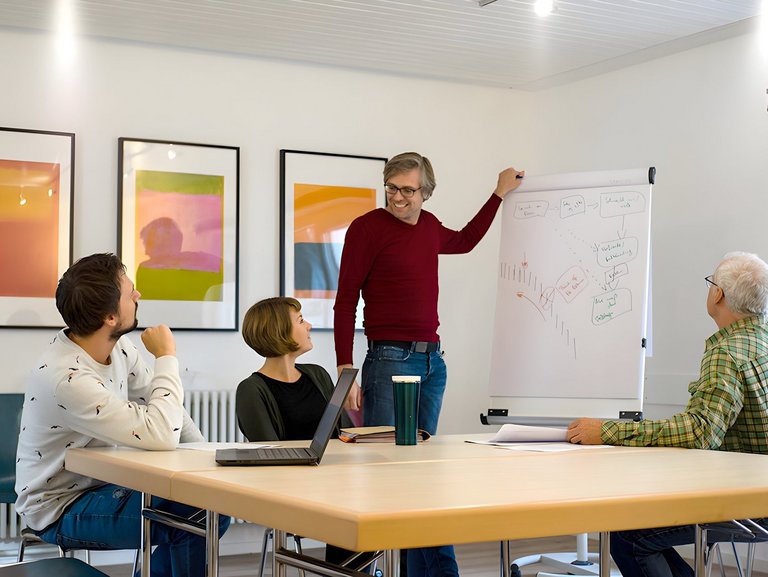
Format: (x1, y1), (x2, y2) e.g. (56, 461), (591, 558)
(413, 342), (428, 354)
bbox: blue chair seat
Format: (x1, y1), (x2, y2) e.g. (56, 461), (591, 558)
(0, 558), (108, 576)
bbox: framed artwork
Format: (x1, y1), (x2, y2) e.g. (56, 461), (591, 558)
(0, 127), (74, 328)
(280, 149), (387, 329)
(118, 138), (240, 331)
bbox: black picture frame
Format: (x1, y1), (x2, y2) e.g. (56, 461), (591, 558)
(0, 126), (75, 328)
(118, 137), (240, 330)
(279, 149), (386, 329)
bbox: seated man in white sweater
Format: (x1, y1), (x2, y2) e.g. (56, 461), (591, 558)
(15, 252), (229, 577)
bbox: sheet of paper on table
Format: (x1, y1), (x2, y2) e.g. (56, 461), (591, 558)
(466, 424), (614, 452)
(179, 442), (277, 452)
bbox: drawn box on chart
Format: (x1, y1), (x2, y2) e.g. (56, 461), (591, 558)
(592, 288), (632, 326)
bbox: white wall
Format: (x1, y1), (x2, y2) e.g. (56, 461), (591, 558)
(523, 22), (768, 418)
(527, 23), (768, 563)
(0, 28), (532, 434)
(2, 21), (767, 433)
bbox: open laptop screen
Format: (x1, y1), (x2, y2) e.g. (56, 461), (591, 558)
(309, 367), (358, 458)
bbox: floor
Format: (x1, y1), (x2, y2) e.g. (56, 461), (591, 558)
(98, 535), (578, 576)
(38, 534), (768, 577)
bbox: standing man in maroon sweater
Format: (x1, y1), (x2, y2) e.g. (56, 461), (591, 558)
(333, 151), (523, 577)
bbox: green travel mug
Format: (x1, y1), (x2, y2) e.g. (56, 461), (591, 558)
(392, 376), (420, 445)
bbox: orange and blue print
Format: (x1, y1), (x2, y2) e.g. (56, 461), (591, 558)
(293, 183), (376, 299)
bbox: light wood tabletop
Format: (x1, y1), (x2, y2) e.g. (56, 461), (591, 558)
(65, 445), (218, 498)
(66, 437), (768, 552)
(168, 444), (768, 551)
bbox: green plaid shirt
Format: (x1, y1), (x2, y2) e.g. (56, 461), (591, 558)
(602, 315), (768, 452)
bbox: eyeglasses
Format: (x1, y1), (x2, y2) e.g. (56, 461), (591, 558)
(384, 183), (422, 198)
(704, 275), (719, 289)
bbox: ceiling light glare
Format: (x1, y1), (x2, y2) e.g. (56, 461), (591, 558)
(760, 0), (768, 59)
(54, 0), (76, 66)
(534, 0), (555, 16)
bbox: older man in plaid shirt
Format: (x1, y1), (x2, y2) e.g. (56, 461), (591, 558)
(567, 251), (768, 577)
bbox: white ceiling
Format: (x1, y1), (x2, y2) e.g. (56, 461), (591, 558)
(0, 0), (763, 90)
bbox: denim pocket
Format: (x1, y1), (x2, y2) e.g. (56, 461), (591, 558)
(373, 345), (410, 362)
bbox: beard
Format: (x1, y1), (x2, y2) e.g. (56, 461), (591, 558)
(110, 304), (139, 341)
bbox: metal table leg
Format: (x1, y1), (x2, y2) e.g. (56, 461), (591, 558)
(695, 525), (707, 577)
(141, 492), (152, 577)
(599, 532), (611, 577)
(207, 510), (220, 577)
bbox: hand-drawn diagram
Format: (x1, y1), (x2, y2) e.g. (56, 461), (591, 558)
(504, 188), (644, 355)
(491, 171), (652, 404)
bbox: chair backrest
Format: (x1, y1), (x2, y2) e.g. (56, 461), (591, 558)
(0, 394), (25, 504)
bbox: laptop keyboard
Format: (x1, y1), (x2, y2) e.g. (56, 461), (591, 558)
(254, 447), (312, 459)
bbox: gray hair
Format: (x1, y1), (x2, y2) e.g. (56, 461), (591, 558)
(713, 252), (768, 316)
(384, 152), (436, 200)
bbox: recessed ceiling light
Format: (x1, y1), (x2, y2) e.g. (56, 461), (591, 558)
(534, 0), (556, 16)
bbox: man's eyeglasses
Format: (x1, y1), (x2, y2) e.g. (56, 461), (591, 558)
(704, 275), (719, 289)
(385, 183), (422, 198)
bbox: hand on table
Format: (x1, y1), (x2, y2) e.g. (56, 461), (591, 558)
(566, 418), (605, 445)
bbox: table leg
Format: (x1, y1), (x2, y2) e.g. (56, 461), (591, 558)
(694, 525), (707, 577)
(206, 510), (220, 577)
(141, 492), (152, 577)
(501, 540), (511, 577)
(383, 549), (399, 577)
(599, 531), (610, 577)
(274, 529), (288, 577)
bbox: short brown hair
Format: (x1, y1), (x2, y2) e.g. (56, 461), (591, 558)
(241, 297), (302, 357)
(56, 253), (126, 337)
(384, 152), (436, 200)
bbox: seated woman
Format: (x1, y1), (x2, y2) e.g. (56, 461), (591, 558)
(235, 296), (359, 566)
(236, 296), (342, 442)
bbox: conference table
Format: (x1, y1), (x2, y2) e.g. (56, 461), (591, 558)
(65, 436), (768, 577)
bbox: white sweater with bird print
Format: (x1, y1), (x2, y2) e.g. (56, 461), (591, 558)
(15, 329), (204, 531)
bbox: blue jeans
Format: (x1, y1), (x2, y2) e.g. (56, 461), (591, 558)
(362, 345), (447, 435)
(38, 483), (231, 577)
(362, 344), (458, 577)
(611, 522), (768, 577)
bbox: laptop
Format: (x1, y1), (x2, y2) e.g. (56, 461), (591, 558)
(215, 367), (358, 466)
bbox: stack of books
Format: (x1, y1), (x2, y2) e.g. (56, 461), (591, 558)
(338, 426), (431, 443)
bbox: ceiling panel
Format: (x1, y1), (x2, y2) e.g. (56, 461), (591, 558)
(0, 0), (762, 89)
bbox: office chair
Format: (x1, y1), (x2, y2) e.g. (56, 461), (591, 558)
(0, 394), (45, 559)
(0, 394), (25, 508)
(699, 519), (768, 577)
(1, 393), (138, 573)
(0, 392), (67, 562)
(504, 533), (618, 577)
(258, 529), (305, 577)
(259, 528), (385, 577)
(0, 558), (109, 577)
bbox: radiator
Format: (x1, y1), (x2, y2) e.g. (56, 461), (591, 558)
(184, 389), (245, 443)
(1, 389), (242, 540)
(0, 503), (21, 540)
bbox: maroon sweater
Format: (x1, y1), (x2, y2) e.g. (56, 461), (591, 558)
(333, 194), (503, 366)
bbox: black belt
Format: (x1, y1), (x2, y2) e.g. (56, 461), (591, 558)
(368, 340), (440, 353)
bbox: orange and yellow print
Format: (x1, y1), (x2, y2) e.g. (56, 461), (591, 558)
(0, 159), (60, 298)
